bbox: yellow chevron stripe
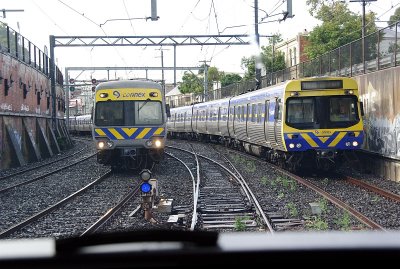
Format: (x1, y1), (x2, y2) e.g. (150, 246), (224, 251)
(136, 128), (151, 139)
(95, 129), (106, 136)
(328, 132), (346, 147)
(300, 133), (318, 147)
(318, 137), (329, 143)
(109, 128), (124, 140)
(122, 128), (138, 137)
(154, 127), (164, 135)
(355, 131), (360, 137)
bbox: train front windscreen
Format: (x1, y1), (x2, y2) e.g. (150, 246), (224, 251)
(95, 100), (163, 126)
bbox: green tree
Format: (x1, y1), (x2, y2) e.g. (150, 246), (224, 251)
(178, 71), (203, 94)
(305, 0), (377, 58)
(241, 34), (286, 80)
(388, 7), (400, 26)
(241, 56), (256, 80)
(262, 35), (286, 73)
(207, 66), (220, 82)
(179, 65), (224, 94)
(220, 73), (242, 87)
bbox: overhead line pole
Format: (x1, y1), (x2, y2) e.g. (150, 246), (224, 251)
(254, 0), (261, 90)
(349, 0), (377, 73)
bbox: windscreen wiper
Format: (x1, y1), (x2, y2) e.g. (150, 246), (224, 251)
(138, 98), (151, 112)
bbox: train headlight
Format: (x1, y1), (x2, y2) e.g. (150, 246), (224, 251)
(106, 141), (114, 148)
(352, 141), (359, 147)
(98, 141), (105, 149)
(150, 92), (159, 97)
(154, 139), (162, 148)
(345, 142), (351, 146)
(146, 138), (162, 148)
(99, 93), (108, 98)
(140, 169), (152, 182)
(296, 143), (302, 148)
(289, 143), (295, 149)
(140, 182), (152, 193)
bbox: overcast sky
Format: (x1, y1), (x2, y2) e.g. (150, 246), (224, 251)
(1, 0), (399, 83)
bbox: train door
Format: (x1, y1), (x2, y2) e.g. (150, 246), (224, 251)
(264, 100), (270, 142)
(195, 110), (199, 132)
(217, 107), (221, 133)
(227, 104), (233, 137)
(233, 106), (237, 136)
(274, 98), (282, 144)
(190, 106), (194, 132)
(205, 108), (209, 132)
(184, 112), (187, 130)
(246, 103), (250, 139)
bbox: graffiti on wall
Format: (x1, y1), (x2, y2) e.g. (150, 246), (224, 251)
(0, 103), (12, 111)
(364, 115), (400, 158)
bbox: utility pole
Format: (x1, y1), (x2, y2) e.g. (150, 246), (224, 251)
(254, 0), (261, 89)
(199, 60), (211, 102)
(156, 47), (169, 94)
(161, 48), (164, 92)
(349, 0), (377, 73)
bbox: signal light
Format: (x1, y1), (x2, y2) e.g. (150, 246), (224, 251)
(91, 78), (97, 84)
(140, 182), (152, 193)
(69, 78), (75, 84)
(92, 86), (96, 92)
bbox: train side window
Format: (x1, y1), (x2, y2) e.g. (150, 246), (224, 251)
(257, 103), (262, 123)
(360, 101), (365, 116)
(273, 99), (282, 120)
(265, 100), (270, 122)
(242, 105), (245, 122)
(251, 104), (256, 123)
(165, 104), (171, 118)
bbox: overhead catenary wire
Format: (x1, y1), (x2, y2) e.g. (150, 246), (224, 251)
(57, 0), (129, 77)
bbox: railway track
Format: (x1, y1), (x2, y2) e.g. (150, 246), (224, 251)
(167, 145), (274, 233)
(0, 170), (112, 238)
(219, 144), (400, 230)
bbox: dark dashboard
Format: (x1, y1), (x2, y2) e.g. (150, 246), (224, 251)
(0, 230), (399, 268)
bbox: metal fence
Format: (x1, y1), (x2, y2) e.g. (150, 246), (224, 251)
(0, 22), (64, 85)
(167, 21), (400, 107)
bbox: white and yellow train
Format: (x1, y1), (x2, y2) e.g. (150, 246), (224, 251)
(167, 77), (364, 171)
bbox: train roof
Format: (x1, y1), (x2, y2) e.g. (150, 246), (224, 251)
(193, 97), (231, 108)
(230, 80), (288, 103)
(95, 80), (162, 91)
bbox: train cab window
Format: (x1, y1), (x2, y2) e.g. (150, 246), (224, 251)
(330, 97), (358, 122)
(136, 101), (163, 125)
(286, 98), (314, 124)
(95, 102), (124, 126)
